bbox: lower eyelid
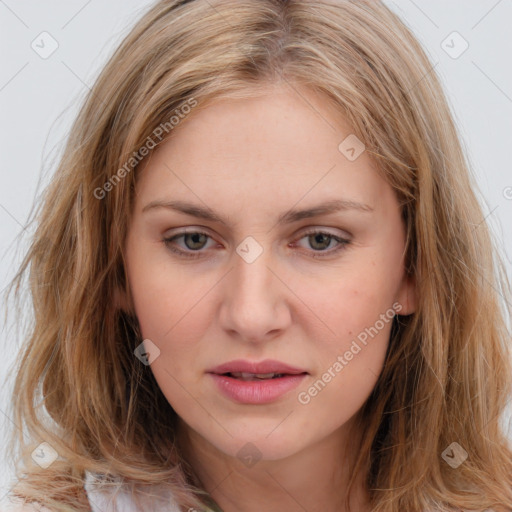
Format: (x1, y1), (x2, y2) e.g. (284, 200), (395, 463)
(294, 232), (348, 248)
(163, 231), (351, 257)
(163, 232), (215, 254)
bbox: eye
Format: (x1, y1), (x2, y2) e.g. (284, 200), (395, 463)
(292, 229), (351, 259)
(162, 229), (351, 259)
(163, 230), (215, 259)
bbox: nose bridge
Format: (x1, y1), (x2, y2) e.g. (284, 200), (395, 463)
(234, 243), (274, 299)
(219, 237), (289, 341)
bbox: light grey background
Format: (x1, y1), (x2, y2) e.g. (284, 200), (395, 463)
(1, 0), (511, 505)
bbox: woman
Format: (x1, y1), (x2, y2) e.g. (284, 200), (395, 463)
(4, 0), (512, 510)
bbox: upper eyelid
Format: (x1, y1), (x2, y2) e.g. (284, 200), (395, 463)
(164, 228), (351, 249)
(164, 226), (351, 242)
(163, 229), (351, 262)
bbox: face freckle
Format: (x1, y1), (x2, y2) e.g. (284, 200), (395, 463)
(123, 82), (416, 463)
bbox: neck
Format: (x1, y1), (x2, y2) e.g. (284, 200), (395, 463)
(176, 417), (371, 512)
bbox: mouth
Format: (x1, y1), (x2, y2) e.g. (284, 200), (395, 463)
(207, 358), (308, 377)
(206, 360), (309, 404)
(219, 371), (307, 381)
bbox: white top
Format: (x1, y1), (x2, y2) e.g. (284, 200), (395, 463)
(4, 471), (182, 512)
(84, 471), (182, 512)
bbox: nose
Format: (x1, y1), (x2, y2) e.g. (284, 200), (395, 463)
(219, 244), (292, 344)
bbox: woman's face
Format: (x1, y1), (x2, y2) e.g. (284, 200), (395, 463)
(123, 84), (415, 461)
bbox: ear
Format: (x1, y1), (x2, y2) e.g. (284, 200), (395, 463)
(394, 272), (417, 316)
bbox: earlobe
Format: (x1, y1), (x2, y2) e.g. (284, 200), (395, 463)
(396, 273), (417, 316)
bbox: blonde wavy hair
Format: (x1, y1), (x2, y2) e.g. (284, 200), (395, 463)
(4, 0), (512, 510)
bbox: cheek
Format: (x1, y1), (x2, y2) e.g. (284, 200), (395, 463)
(292, 255), (398, 406)
(298, 263), (398, 347)
(128, 269), (212, 411)
(127, 261), (228, 406)
(294, 277), (393, 429)
(126, 239), (214, 342)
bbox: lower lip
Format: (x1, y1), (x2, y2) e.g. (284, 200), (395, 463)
(208, 373), (307, 404)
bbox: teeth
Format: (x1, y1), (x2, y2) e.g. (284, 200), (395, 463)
(229, 372), (284, 380)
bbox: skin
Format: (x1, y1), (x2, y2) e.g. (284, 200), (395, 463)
(121, 82), (416, 512)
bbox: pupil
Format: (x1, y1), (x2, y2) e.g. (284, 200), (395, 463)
(183, 233), (331, 251)
(310, 233), (330, 250)
(185, 233), (207, 250)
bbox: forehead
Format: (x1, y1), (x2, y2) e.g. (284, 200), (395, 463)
(134, 84), (393, 218)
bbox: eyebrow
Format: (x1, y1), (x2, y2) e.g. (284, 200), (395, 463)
(142, 198), (374, 225)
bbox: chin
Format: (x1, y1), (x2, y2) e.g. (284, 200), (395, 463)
(198, 421), (309, 463)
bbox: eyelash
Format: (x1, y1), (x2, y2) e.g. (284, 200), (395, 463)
(162, 229), (351, 260)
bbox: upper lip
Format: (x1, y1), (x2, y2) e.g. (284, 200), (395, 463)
(207, 359), (308, 375)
